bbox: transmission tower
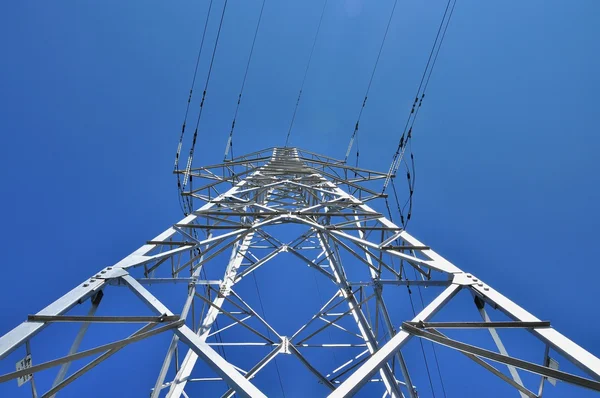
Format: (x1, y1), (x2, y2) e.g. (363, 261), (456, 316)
(0, 147), (599, 397)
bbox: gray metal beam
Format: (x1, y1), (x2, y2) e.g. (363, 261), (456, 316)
(328, 284), (461, 398)
(403, 322), (600, 392)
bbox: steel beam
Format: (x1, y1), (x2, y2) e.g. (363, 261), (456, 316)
(403, 322), (600, 392)
(122, 275), (266, 398)
(328, 284), (461, 397)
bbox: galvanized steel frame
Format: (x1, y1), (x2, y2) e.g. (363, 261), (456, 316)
(0, 147), (599, 397)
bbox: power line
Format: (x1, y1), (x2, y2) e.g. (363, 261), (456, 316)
(384, 200), (437, 396)
(413, 266), (448, 398)
(181, 0), (229, 215)
(383, 0), (458, 196)
(224, 0), (268, 161)
(174, 0), (214, 215)
(344, 0), (399, 163)
(284, 0), (329, 148)
(404, 267), (437, 398)
(389, 178), (448, 396)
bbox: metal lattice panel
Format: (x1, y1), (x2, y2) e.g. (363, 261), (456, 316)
(0, 148), (598, 397)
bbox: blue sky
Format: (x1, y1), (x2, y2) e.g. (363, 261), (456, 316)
(0, 1), (599, 397)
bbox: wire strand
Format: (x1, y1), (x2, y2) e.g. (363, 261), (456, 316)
(383, 0), (458, 194)
(344, 0), (398, 162)
(174, 0), (215, 216)
(284, 0), (329, 147)
(224, 0), (268, 161)
(181, 0), (229, 213)
(412, 265), (447, 398)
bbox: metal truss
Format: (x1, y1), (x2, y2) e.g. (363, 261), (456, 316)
(0, 147), (599, 397)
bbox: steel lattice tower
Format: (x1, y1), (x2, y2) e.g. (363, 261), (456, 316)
(0, 147), (599, 397)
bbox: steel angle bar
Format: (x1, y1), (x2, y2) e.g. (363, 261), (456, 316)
(470, 283), (600, 381)
(0, 320), (183, 384)
(172, 225), (202, 244)
(133, 277), (210, 285)
(382, 245), (430, 251)
(295, 293), (376, 345)
(329, 350), (371, 381)
(118, 181), (248, 269)
(403, 322), (600, 392)
(172, 227), (256, 277)
(28, 315), (181, 323)
(175, 224), (251, 230)
(475, 304), (528, 398)
(288, 344), (336, 390)
(208, 316), (252, 338)
(317, 317), (364, 340)
(147, 240), (197, 246)
(121, 275), (266, 398)
(177, 236), (244, 275)
(326, 228), (439, 273)
(328, 226), (403, 231)
(151, 334), (181, 398)
(297, 210), (425, 273)
(287, 247), (336, 282)
(228, 290), (282, 340)
(221, 344), (283, 398)
(167, 233), (256, 398)
(378, 231), (406, 248)
(43, 323), (157, 398)
(537, 344), (550, 396)
(195, 214), (250, 227)
(321, 180), (461, 274)
(193, 154), (271, 170)
(351, 279), (452, 287)
(46, 292), (103, 397)
(326, 233), (398, 277)
(329, 283), (462, 397)
(405, 321), (551, 329)
(317, 233), (403, 398)
(234, 247), (282, 281)
(318, 169), (384, 197)
(291, 291), (346, 340)
(430, 331), (537, 398)
(152, 236), (210, 398)
(353, 212), (417, 398)
(186, 169), (257, 194)
(0, 278), (106, 360)
(299, 156), (386, 176)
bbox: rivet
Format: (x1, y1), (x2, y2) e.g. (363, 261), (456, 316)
(466, 274), (472, 278)
(473, 278), (479, 282)
(101, 270), (106, 274)
(477, 283), (483, 287)
(90, 279), (96, 282)
(107, 267), (113, 270)
(83, 283), (89, 287)
(484, 287), (490, 291)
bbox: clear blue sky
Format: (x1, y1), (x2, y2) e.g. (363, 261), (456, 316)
(0, 1), (599, 397)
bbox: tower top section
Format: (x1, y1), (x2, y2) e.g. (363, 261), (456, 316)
(176, 147), (391, 214)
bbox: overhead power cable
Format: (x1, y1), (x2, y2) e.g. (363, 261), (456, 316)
(180, 0), (229, 215)
(284, 0), (329, 148)
(174, 0), (215, 215)
(344, 0), (399, 164)
(412, 265), (448, 398)
(223, 0), (268, 161)
(384, 200), (438, 397)
(388, 172), (448, 396)
(382, 0), (458, 199)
